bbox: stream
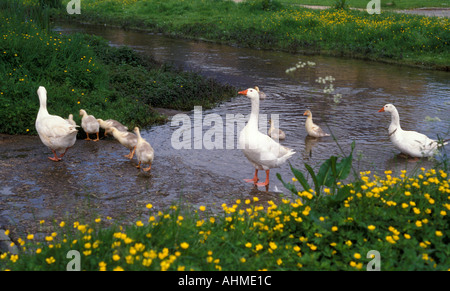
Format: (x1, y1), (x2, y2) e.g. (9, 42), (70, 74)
(1, 22), (449, 236)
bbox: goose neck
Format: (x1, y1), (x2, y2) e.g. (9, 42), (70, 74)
(38, 94), (48, 116)
(305, 115), (313, 127)
(389, 108), (401, 131)
(247, 98), (260, 129)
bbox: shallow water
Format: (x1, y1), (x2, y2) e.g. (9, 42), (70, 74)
(1, 22), (449, 235)
(54, 22), (450, 175)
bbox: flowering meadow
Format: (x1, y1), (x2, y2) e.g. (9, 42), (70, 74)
(1, 166), (449, 271)
(60, 0), (450, 70)
(283, 0), (450, 10)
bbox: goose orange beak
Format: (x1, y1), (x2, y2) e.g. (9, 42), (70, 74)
(238, 89), (248, 95)
(378, 107), (385, 112)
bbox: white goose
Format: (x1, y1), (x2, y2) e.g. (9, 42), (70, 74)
(35, 86), (78, 161)
(109, 127), (138, 159)
(133, 127), (154, 172)
(254, 86), (267, 100)
(79, 109), (100, 141)
(97, 118), (128, 137)
(268, 119), (286, 140)
(378, 103), (448, 158)
(238, 88), (295, 187)
(66, 114), (76, 126)
(304, 110), (330, 138)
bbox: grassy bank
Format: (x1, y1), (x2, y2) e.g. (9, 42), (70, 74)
(282, 0), (450, 10)
(1, 162), (449, 270)
(57, 0), (450, 70)
(0, 1), (236, 135)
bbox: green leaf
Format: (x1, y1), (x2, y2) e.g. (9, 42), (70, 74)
(317, 156), (336, 187)
(276, 173), (298, 195)
(304, 163), (320, 194)
(289, 163), (311, 192)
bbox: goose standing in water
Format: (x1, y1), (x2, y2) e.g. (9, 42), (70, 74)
(268, 119), (286, 140)
(109, 127), (138, 159)
(133, 127), (154, 172)
(79, 109), (100, 141)
(97, 118), (128, 137)
(254, 86), (267, 100)
(66, 114), (77, 126)
(378, 104), (448, 158)
(238, 88), (295, 188)
(35, 86), (78, 161)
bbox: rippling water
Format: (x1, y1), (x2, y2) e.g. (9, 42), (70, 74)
(55, 23), (450, 194)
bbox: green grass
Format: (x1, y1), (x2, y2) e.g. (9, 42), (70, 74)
(56, 0), (450, 70)
(0, 1), (236, 135)
(1, 160), (449, 270)
(281, 0), (450, 9)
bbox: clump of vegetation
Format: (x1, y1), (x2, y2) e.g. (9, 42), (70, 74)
(332, 0), (349, 10)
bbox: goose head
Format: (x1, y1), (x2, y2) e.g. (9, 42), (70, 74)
(378, 104), (396, 113)
(134, 126), (144, 137)
(37, 86), (47, 98)
(37, 86), (47, 108)
(79, 109), (87, 116)
(238, 88), (259, 100)
(303, 110), (312, 117)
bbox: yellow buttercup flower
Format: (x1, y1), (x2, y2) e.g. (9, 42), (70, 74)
(99, 262), (107, 271)
(269, 242), (277, 250)
(46, 257), (55, 264)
